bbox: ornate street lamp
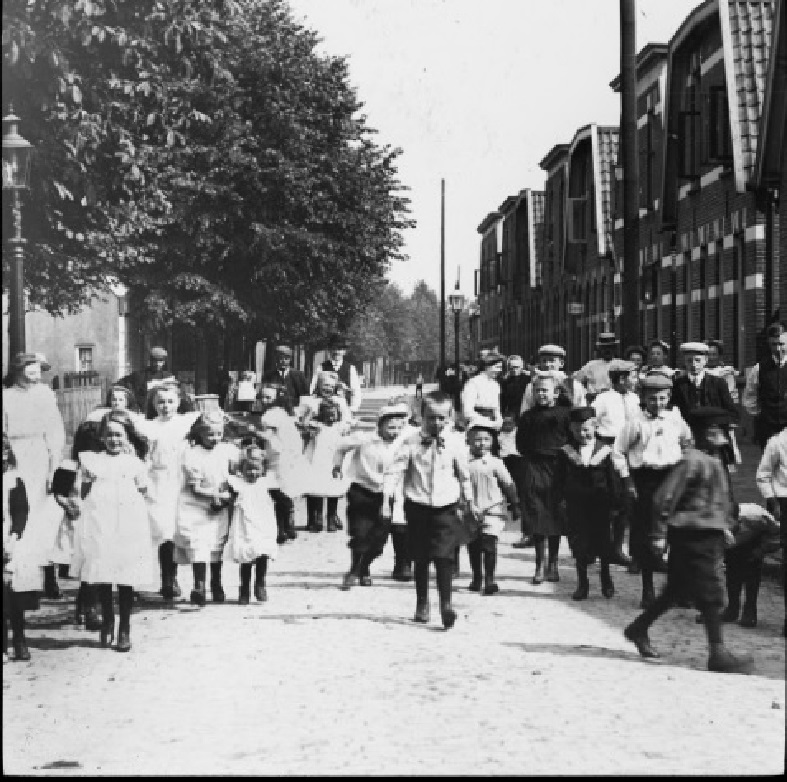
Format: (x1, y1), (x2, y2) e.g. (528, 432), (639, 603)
(2, 108), (34, 356)
(448, 280), (465, 376)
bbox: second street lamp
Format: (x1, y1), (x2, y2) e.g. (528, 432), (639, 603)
(448, 283), (465, 378)
(2, 107), (34, 357)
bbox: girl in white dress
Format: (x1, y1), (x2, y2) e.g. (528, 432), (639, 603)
(225, 447), (278, 603)
(256, 382), (307, 542)
(73, 411), (154, 653)
(173, 411), (239, 606)
(302, 399), (350, 533)
(144, 382), (200, 601)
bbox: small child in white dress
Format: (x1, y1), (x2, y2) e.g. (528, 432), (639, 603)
(173, 411), (239, 607)
(73, 410), (155, 653)
(465, 417), (519, 595)
(302, 399), (350, 533)
(225, 447), (278, 603)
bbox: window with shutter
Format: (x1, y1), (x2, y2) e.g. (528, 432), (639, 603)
(708, 86), (732, 161)
(678, 110), (701, 179)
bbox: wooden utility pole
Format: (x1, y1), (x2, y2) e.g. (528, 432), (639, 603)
(620, 0), (640, 347)
(440, 178), (446, 369)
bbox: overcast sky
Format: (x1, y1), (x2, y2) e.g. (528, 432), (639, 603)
(287, 0), (696, 298)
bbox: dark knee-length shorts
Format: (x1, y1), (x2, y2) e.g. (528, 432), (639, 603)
(404, 499), (461, 562)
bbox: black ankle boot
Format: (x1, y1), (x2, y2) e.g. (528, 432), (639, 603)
(572, 565), (590, 600)
(600, 565), (615, 599)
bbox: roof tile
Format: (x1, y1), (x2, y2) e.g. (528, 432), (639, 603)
(726, 0), (775, 181)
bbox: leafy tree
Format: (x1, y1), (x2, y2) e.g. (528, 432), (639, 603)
(2, 0), (413, 345)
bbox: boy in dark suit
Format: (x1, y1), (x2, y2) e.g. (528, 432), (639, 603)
(263, 346), (308, 410)
(671, 342), (739, 479)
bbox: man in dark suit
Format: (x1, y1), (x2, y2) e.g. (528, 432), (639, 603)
(263, 345), (308, 410)
(672, 342), (739, 476)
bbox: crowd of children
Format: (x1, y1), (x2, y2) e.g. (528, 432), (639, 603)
(2, 328), (785, 676)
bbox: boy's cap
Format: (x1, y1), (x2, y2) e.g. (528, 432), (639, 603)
(149, 346), (168, 360)
(679, 342), (709, 354)
(378, 402), (410, 421)
(595, 332), (619, 347)
(507, 355), (524, 368)
(538, 344), (566, 358)
(480, 351), (505, 367)
(608, 359), (636, 373)
(569, 406), (597, 423)
(274, 345), (293, 357)
(466, 415), (502, 432)
(686, 407), (731, 429)
(640, 372), (673, 391)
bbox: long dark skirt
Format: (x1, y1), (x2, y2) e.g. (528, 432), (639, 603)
(566, 492), (614, 565)
(404, 500), (461, 562)
(346, 483), (390, 560)
(520, 454), (563, 536)
(503, 454), (529, 535)
(665, 527), (725, 608)
(630, 466), (671, 567)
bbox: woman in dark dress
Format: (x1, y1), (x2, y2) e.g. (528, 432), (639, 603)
(515, 373), (572, 584)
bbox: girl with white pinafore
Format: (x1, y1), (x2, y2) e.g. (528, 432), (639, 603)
(143, 382), (199, 601)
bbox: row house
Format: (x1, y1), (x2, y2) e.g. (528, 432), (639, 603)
(651, 0), (779, 370)
(476, 189), (545, 361)
(475, 0), (782, 374)
(755, 0), (786, 313)
(532, 125), (619, 370)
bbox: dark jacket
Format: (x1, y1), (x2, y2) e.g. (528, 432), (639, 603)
(671, 373), (739, 430)
(263, 368), (309, 409)
(652, 449), (733, 537)
(500, 373), (530, 419)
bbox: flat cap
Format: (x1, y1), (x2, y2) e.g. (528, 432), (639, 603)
(538, 344), (566, 358)
(639, 372), (673, 391)
(149, 346), (168, 360)
(466, 415), (502, 432)
(377, 402), (410, 421)
(608, 359), (636, 373)
(274, 345), (293, 357)
(595, 332), (619, 347)
(679, 342), (709, 354)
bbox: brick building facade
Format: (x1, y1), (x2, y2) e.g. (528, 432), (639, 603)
(476, 0), (781, 373)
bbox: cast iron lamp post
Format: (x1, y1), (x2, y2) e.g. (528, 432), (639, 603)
(2, 108), (33, 356)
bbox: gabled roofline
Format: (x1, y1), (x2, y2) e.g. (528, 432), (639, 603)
(539, 144), (569, 172)
(755, 0), (786, 188)
(498, 194), (521, 216)
(609, 42), (669, 91)
(566, 124), (618, 258)
(477, 211), (503, 235)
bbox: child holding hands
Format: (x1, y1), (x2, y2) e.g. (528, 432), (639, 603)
(173, 411), (238, 606)
(224, 447), (278, 603)
(332, 401), (410, 589)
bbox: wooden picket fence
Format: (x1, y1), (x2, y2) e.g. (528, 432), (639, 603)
(55, 384), (106, 439)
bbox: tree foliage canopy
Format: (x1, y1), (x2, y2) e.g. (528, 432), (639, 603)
(2, 0), (413, 344)
(346, 279), (472, 365)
